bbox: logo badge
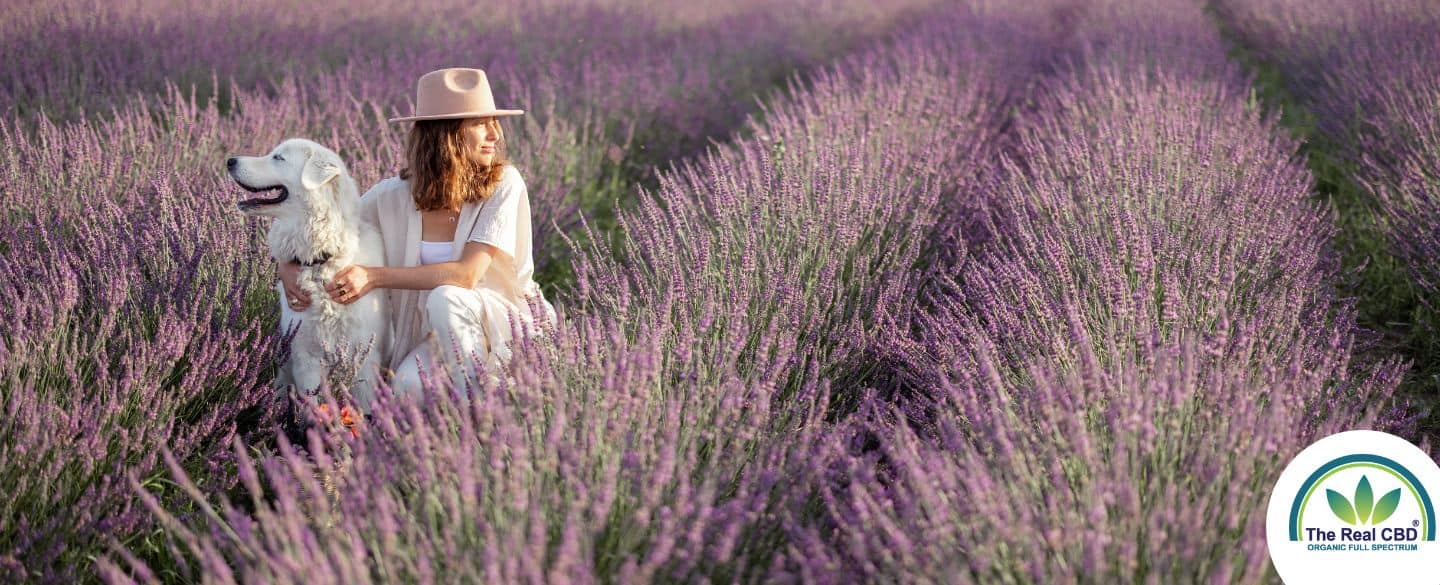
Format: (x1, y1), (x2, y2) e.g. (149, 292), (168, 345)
(1267, 430), (1440, 584)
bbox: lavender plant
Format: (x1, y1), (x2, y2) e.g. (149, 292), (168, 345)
(772, 0), (1420, 581)
(0, 163), (284, 579)
(1213, 0), (1440, 417)
(97, 312), (830, 583)
(567, 3), (1024, 415)
(786, 330), (1404, 583)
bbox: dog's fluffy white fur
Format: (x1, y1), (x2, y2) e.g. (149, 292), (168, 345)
(228, 138), (391, 412)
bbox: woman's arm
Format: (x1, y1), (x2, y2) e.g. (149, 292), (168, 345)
(326, 242), (497, 304)
(372, 250), (488, 290)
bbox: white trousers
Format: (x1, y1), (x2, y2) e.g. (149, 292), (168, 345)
(390, 284), (555, 399)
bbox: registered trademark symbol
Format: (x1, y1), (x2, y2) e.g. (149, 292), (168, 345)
(1414, 520), (1421, 527)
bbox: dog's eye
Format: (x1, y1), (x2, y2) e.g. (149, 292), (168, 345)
(273, 154), (284, 161)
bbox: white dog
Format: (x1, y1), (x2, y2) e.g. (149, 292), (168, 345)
(227, 138), (391, 414)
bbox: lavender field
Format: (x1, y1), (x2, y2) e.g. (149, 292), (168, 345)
(0, 0), (1436, 582)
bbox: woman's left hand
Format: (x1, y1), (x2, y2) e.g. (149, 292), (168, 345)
(326, 265), (375, 305)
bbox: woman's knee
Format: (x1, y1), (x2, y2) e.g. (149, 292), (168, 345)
(426, 285), (471, 320)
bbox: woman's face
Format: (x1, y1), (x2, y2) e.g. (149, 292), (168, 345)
(461, 117), (501, 166)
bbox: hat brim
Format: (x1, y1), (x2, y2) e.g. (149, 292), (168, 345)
(387, 109), (525, 123)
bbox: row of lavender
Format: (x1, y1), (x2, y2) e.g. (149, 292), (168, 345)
(0, 1), (937, 581)
(782, 0), (1419, 581)
(94, 2), (1052, 581)
(1212, 0), (1440, 371)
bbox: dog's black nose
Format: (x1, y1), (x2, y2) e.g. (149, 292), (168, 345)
(226, 157), (237, 170)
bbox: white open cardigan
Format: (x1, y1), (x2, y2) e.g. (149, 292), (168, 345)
(357, 165), (552, 372)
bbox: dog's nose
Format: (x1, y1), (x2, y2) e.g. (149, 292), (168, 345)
(226, 157), (237, 170)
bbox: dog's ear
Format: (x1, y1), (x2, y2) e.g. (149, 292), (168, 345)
(301, 147), (342, 191)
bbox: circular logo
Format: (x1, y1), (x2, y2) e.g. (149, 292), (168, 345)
(1266, 430), (1440, 584)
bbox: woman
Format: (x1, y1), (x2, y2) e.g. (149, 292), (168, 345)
(278, 67), (557, 411)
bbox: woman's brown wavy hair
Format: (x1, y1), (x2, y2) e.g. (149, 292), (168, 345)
(399, 117), (508, 212)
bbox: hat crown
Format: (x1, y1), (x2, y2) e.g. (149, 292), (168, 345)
(389, 67), (524, 122)
(416, 68), (497, 114)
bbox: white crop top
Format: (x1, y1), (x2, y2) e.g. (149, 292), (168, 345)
(419, 239), (453, 265)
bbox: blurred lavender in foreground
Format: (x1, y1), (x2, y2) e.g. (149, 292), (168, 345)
(98, 311), (828, 583)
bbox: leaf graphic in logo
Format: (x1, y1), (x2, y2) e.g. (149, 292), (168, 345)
(1371, 488), (1402, 525)
(1327, 489), (1357, 525)
(1355, 475), (1374, 524)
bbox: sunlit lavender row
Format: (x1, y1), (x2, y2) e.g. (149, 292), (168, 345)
(0, 1), (937, 581)
(774, 0), (1420, 581)
(95, 2), (1037, 581)
(1214, 0), (1440, 325)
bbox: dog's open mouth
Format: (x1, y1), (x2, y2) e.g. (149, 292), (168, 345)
(236, 183), (289, 209)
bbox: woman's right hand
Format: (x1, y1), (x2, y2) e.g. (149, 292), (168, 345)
(278, 260), (312, 311)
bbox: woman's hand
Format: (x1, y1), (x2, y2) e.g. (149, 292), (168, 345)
(326, 265), (376, 305)
(279, 260), (311, 311)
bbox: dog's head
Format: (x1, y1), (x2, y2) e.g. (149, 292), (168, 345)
(226, 138), (349, 218)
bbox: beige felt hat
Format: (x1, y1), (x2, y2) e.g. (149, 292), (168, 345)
(388, 67), (524, 123)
